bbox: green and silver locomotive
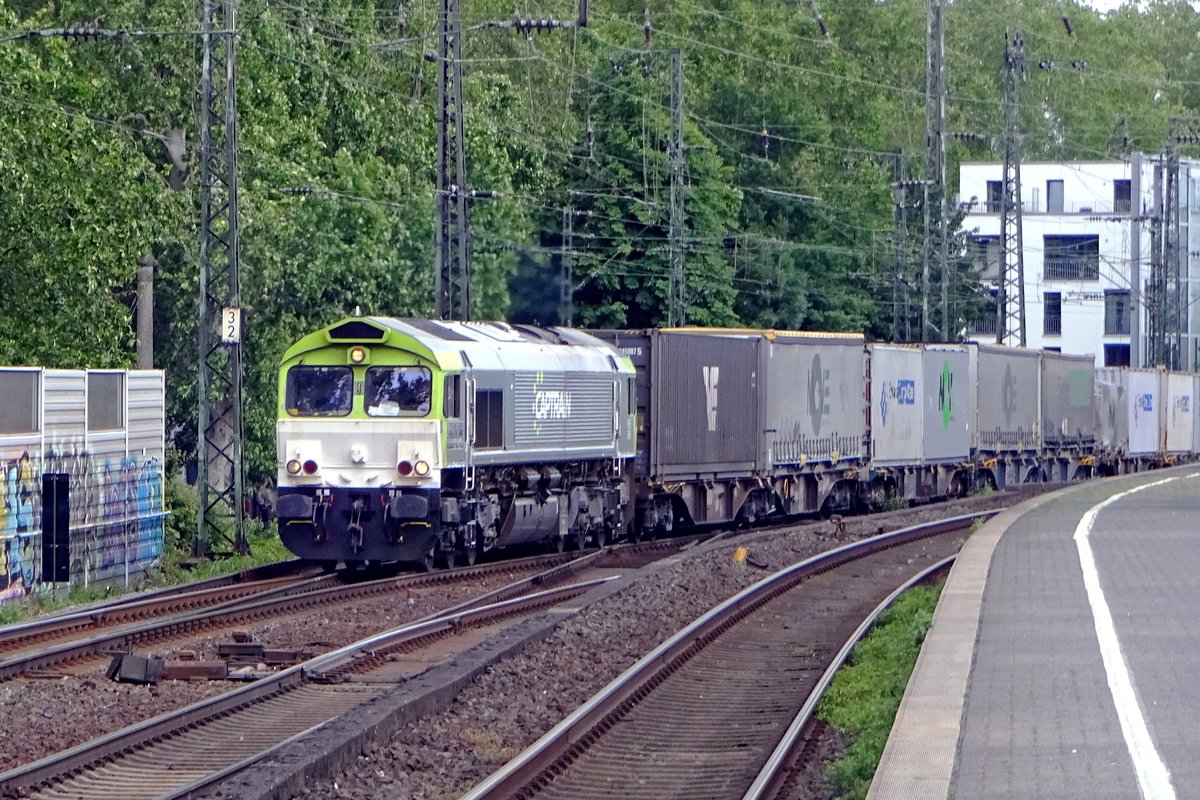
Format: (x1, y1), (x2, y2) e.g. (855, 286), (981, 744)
(275, 317), (636, 567)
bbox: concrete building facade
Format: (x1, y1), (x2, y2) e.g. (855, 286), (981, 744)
(958, 157), (1200, 370)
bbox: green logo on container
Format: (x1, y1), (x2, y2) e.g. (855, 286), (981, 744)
(938, 361), (953, 429)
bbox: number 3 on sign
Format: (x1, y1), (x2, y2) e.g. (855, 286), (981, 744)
(222, 307), (241, 344)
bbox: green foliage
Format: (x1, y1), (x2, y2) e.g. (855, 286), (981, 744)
(3, 0), (1199, 482)
(818, 583), (943, 800)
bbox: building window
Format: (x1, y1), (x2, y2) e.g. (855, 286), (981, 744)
(1104, 344), (1131, 366)
(1105, 290), (1131, 334)
(1044, 235), (1100, 280)
(0, 371), (39, 434)
(986, 180), (1003, 213)
(87, 372), (125, 431)
(1114, 179), (1132, 214)
(970, 235), (1001, 281)
(1047, 179), (1065, 213)
(1044, 292), (1062, 335)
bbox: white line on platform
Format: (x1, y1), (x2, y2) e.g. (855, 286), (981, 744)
(1074, 475), (1195, 800)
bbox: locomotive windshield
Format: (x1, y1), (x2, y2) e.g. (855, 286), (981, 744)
(366, 366), (432, 416)
(286, 366), (353, 416)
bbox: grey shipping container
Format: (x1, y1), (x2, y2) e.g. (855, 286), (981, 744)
(921, 345), (971, 463)
(762, 332), (867, 470)
(1040, 351), (1096, 447)
(972, 344), (1041, 453)
(651, 330), (760, 477)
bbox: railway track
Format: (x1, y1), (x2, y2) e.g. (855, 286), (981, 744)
(0, 549), (626, 800)
(0, 548), (608, 681)
(460, 512), (990, 800)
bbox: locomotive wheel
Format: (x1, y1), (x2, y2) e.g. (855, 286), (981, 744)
(454, 547), (477, 567)
(419, 548), (436, 572)
(593, 525), (610, 549)
(318, 560), (338, 574)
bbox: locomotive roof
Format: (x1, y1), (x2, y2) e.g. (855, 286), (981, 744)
(282, 317), (633, 374)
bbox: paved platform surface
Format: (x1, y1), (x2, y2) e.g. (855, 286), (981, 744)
(869, 467), (1200, 800)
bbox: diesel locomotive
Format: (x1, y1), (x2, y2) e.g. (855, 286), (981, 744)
(275, 317), (635, 568)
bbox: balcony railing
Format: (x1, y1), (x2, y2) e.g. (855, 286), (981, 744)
(968, 316), (999, 335)
(1104, 316), (1131, 335)
(1045, 257), (1099, 281)
(969, 199), (1128, 216)
(1044, 313), (1062, 335)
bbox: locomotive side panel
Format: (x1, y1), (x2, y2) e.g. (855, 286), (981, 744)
(867, 344), (923, 467)
(1040, 351), (1096, 448)
(921, 345), (971, 463)
(651, 331), (759, 478)
(974, 345), (1040, 452)
(764, 335), (867, 467)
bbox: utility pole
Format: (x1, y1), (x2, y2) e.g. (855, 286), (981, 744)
(433, 0), (469, 321)
(560, 206), (574, 326)
(923, 0), (946, 342)
(1130, 150), (1143, 367)
(998, 31), (1027, 347)
(196, 0), (247, 555)
(891, 153), (918, 342)
(1158, 118), (1200, 369)
(1149, 161), (1165, 366)
(667, 48), (686, 327)
(432, 1), (588, 321)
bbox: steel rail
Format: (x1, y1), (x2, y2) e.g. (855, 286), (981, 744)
(0, 551), (586, 680)
(0, 575), (620, 797)
(740, 554), (957, 800)
(459, 510), (996, 800)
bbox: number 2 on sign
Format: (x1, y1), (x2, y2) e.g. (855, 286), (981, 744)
(222, 307), (241, 343)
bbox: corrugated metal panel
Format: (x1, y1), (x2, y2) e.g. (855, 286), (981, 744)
(868, 345), (923, 466)
(975, 347), (1040, 452)
(921, 346), (971, 462)
(1164, 372), (1193, 454)
(652, 331), (759, 475)
(1040, 352), (1096, 446)
(127, 371), (165, 458)
(43, 370), (85, 440)
(511, 371), (615, 449)
(765, 338), (866, 467)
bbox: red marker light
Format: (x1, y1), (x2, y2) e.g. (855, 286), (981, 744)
(397, 460), (413, 476)
(303, 460), (319, 475)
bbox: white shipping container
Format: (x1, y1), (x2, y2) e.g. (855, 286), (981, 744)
(1163, 371), (1194, 455)
(1097, 368), (1159, 456)
(869, 345), (923, 466)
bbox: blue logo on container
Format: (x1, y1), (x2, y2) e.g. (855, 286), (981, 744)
(1138, 394), (1153, 412)
(896, 380), (916, 405)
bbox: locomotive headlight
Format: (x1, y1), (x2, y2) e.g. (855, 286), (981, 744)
(414, 460), (431, 477)
(286, 459), (303, 475)
(348, 346), (369, 364)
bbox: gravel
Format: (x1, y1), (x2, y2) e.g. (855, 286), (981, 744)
(288, 493), (1019, 800)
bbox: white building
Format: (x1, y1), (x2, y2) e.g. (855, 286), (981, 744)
(958, 157), (1200, 369)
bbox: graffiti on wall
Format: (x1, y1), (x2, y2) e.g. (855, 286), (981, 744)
(0, 440), (165, 600)
(0, 451), (35, 600)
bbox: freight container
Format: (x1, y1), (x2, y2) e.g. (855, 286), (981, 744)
(868, 344), (923, 467)
(1040, 351), (1096, 447)
(922, 345), (971, 463)
(1162, 371), (1194, 455)
(972, 344), (1040, 453)
(1095, 368), (1159, 456)
(763, 332), (867, 470)
(1194, 375), (1200, 455)
(649, 330), (761, 478)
